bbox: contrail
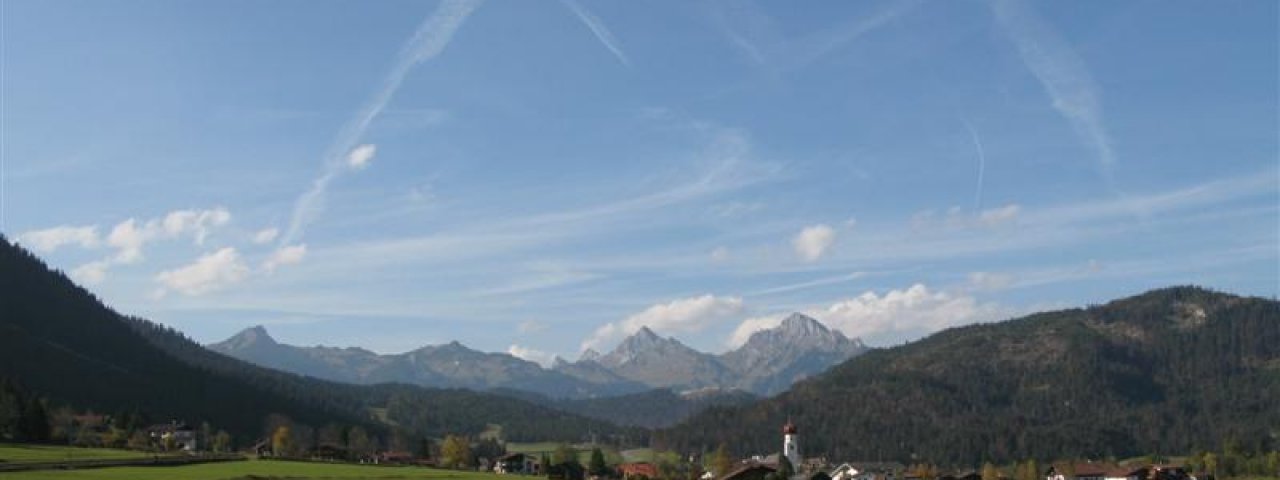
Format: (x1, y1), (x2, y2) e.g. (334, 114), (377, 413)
(990, 0), (1115, 186)
(281, 0), (483, 246)
(960, 118), (987, 211)
(561, 0), (631, 68)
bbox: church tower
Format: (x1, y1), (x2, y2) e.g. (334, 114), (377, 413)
(782, 419), (800, 470)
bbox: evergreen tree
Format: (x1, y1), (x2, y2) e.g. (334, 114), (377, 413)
(555, 443), (580, 466)
(589, 447), (609, 476)
(20, 398), (50, 442)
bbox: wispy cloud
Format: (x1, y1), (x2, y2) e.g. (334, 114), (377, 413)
(793, 224), (836, 262)
(17, 225), (100, 252)
(992, 0), (1115, 181)
(155, 247), (251, 297)
(581, 294), (744, 351)
(959, 118), (987, 211)
(713, 1), (917, 72)
(561, 0), (631, 67)
(280, 0), (482, 246)
(728, 283), (1013, 347)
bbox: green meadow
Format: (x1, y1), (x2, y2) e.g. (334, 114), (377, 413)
(0, 443), (154, 464)
(0, 458), (504, 480)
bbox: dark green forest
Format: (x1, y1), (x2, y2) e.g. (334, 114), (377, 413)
(656, 286), (1280, 465)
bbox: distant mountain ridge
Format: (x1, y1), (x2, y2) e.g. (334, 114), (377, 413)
(210, 313), (868, 398)
(658, 286), (1280, 465)
(0, 235), (634, 445)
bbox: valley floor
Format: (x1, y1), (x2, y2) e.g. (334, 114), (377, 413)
(0, 458), (502, 480)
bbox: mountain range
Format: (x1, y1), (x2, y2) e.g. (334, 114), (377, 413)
(6, 233), (1274, 463)
(209, 313), (868, 399)
(0, 235), (638, 444)
(656, 286), (1280, 464)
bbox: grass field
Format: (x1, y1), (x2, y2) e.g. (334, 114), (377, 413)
(506, 442), (624, 465)
(0, 443), (154, 464)
(0, 458), (506, 480)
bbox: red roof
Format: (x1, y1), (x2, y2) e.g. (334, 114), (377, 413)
(782, 420), (798, 435)
(620, 463), (660, 477)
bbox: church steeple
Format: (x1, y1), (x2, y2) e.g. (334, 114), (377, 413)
(782, 418), (800, 470)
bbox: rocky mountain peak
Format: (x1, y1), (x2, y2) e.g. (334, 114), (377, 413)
(579, 348), (602, 362)
(780, 313), (828, 335)
(216, 325), (277, 350)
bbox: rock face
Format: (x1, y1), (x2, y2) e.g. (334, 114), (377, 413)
(720, 313), (868, 395)
(211, 315), (868, 398)
(593, 327), (736, 389)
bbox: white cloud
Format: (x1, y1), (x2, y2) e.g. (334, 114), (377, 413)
(346, 144), (377, 170)
(727, 313), (787, 348)
(104, 207), (233, 263)
(582, 294), (745, 351)
(253, 227), (280, 244)
(71, 260), (110, 285)
(17, 225), (99, 252)
(793, 224), (836, 262)
(155, 247), (250, 296)
(262, 244), (307, 273)
(160, 207), (232, 245)
(507, 344), (557, 368)
(817, 284), (1008, 339)
(728, 284), (1010, 347)
(106, 219), (153, 264)
(978, 204), (1021, 226)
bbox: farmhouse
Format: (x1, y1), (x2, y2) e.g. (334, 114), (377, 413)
(147, 421), (198, 452)
(496, 452), (543, 475)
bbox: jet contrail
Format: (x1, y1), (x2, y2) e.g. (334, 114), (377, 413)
(281, 0), (483, 246)
(991, 0), (1115, 186)
(960, 118), (987, 211)
(561, 0), (631, 68)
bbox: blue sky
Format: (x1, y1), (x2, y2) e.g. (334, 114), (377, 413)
(4, 0), (1277, 364)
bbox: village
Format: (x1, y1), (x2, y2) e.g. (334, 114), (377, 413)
(483, 421), (1204, 480)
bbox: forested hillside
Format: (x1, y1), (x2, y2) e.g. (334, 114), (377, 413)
(0, 236), (638, 446)
(657, 287), (1280, 465)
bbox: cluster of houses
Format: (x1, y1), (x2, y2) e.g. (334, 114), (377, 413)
(708, 423), (1200, 480)
(488, 421), (1200, 480)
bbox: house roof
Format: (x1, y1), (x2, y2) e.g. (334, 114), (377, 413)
(721, 463), (778, 480)
(1104, 466), (1148, 477)
(620, 462), (660, 477)
(1050, 462), (1115, 477)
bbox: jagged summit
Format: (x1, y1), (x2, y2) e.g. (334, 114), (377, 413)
(212, 325), (277, 350)
(720, 313), (868, 395)
(779, 312), (828, 334)
(211, 315), (869, 397)
(578, 348), (602, 362)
